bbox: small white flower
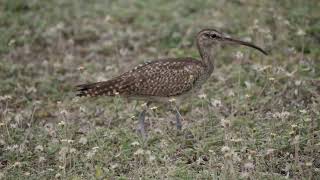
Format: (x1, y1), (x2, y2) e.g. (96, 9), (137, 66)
(295, 80), (302, 86)
(13, 161), (21, 167)
(65, 54), (74, 61)
(55, 173), (61, 178)
(160, 139), (168, 148)
(79, 137), (88, 145)
(243, 37), (252, 42)
(92, 146), (99, 150)
(299, 109), (307, 114)
(244, 81), (252, 89)
(231, 138), (243, 143)
(104, 15), (112, 22)
(86, 149), (97, 159)
(235, 51), (244, 60)
(198, 94), (207, 99)
(26, 86), (37, 93)
(150, 106), (158, 110)
(296, 29), (306, 36)
(8, 39), (16, 46)
(145, 150), (151, 155)
(110, 163), (119, 169)
(221, 146), (230, 154)
(61, 139), (74, 144)
(272, 111), (290, 119)
(284, 20), (290, 25)
(291, 124), (298, 129)
(39, 156), (46, 163)
(79, 106), (86, 113)
(134, 148), (144, 155)
(306, 162), (313, 167)
(244, 162), (254, 170)
(228, 90), (235, 97)
(77, 66), (85, 71)
(266, 148), (275, 155)
(149, 155), (156, 161)
(8, 144), (19, 151)
(10, 123), (18, 128)
(69, 148), (77, 154)
(60, 109), (68, 115)
(131, 141), (140, 146)
(220, 119), (230, 128)
(34, 145), (44, 152)
(211, 99), (222, 107)
(304, 118), (311, 122)
(0, 139), (5, 145)
(56, 22), (64, 30)
(58, 121), (65, 126)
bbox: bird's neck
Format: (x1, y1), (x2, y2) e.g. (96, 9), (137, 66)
(197, 43), (214, 74)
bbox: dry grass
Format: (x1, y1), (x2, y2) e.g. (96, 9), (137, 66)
(1, 0), (320, 179)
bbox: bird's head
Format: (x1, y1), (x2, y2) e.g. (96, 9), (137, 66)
(197, 29), (267, 55)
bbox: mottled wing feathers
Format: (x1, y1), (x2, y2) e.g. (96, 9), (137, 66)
(76, 76), (136, 97)
(76, 58), (205, 98)
(130, 58), (203, 97)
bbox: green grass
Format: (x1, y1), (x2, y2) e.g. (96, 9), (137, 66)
(1, 0), (320, 179)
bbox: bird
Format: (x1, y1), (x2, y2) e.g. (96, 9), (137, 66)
(76, 28), (267, 138)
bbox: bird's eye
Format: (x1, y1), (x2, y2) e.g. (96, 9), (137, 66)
(210, 34), (217, 38)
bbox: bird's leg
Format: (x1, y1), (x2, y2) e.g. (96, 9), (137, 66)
(171, 102), (183, 130)
(138, 102), (151, 139)
(175, 107), (183, 130)
(138, 109), (147, 138)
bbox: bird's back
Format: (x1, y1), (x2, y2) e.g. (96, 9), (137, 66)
(77, 58), (206, 99)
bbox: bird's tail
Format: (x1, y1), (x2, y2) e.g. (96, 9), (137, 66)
(76, 78), (133, 97)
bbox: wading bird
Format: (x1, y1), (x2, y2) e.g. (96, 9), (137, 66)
(76, 28), (267, 138)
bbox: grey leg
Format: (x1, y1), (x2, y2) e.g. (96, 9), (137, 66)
(138, 102), (151, 139)
(138, 109), (147, 139)
(173, 105), (183, 130)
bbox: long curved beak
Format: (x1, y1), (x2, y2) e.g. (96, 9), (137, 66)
(224, 37), (268, 55)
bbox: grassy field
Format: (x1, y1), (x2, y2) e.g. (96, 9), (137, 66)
(1, 0), (320, 179)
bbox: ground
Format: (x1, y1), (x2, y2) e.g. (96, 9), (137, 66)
(1, 0), (320, 179)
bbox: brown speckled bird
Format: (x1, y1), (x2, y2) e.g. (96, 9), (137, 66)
(77, 28), (267, 138)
